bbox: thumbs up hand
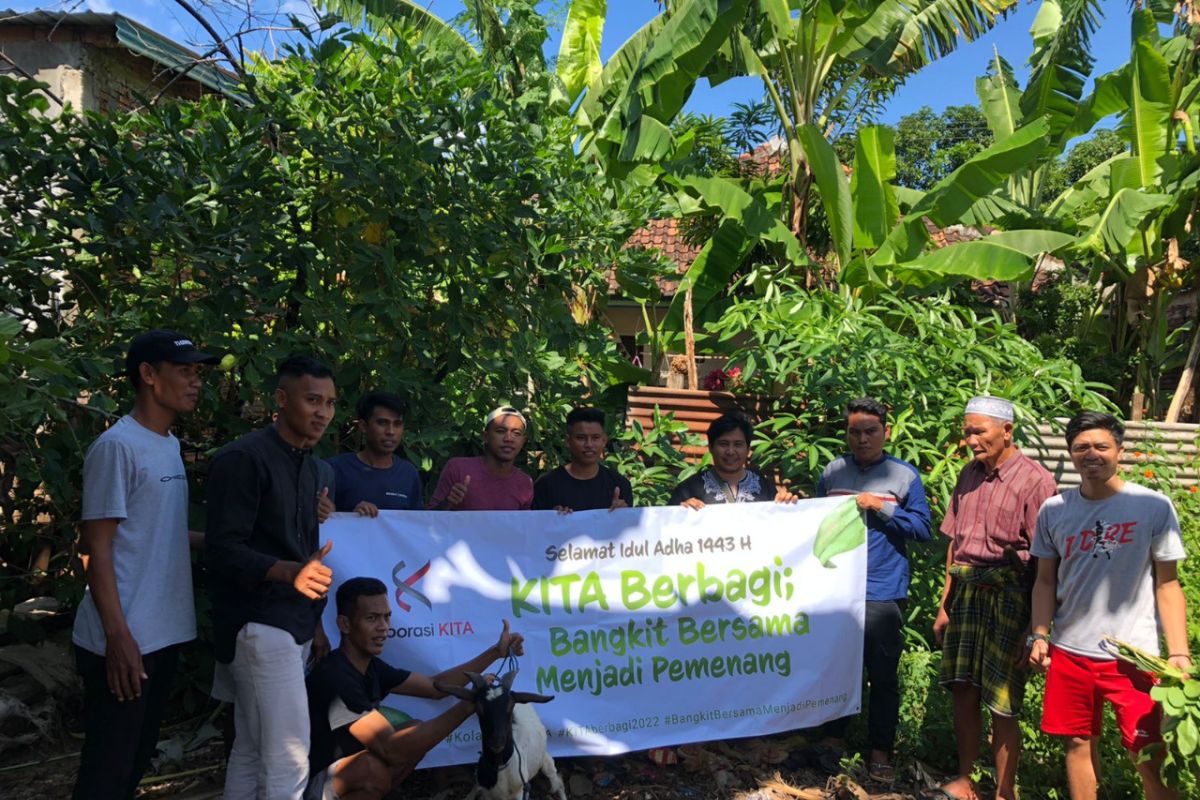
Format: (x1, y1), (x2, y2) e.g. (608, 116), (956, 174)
(447, 473), (471, 509)
(608, 486), (629, 512)
(294, 540), (334, 600)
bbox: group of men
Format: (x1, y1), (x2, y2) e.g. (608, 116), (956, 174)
(71, 329), (1190, 800)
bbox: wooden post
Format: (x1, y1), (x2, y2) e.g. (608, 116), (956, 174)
(683, 286), (698, 390)
(1166, 318), (1200, 422)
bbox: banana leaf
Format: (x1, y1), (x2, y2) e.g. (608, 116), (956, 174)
(556, 0), (607, 105)
(891, 230), (1075, 287)
(851, 125), (899, 250)
(1020, 0), (1100, 145)
(797, 124), (852, 269)
(315, 0), (470, 49)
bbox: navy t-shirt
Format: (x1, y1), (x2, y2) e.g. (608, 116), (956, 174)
(326, 452), (423, 512)
(306, 650), (412, 773)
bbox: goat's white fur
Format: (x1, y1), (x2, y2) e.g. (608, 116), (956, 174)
(464, 704), (567, 800)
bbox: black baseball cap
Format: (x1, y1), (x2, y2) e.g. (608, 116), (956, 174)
(125, 329), (219, 382)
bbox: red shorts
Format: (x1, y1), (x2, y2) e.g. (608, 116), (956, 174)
(1041, 645), (1162, 751)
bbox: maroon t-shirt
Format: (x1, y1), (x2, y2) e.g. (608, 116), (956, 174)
(427, 456), (533, 511)
(940, 449), (1057, 565)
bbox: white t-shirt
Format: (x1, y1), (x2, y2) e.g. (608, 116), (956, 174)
(1031, 482), (1186, 659)
(72, 415), (197, 655)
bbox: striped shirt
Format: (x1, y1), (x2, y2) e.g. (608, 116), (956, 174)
(940, 449), (1057, 566)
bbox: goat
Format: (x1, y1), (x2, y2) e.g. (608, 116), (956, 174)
(434, 669), (568, 800)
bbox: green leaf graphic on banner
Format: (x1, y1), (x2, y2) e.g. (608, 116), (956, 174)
(812, 499), (866, 568)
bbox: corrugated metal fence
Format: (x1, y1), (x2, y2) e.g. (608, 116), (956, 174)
(626, 389), (1200, 487)
(1028, 420), (1200, 488)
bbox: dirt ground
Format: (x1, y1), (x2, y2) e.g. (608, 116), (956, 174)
(0, 726), (930, 800)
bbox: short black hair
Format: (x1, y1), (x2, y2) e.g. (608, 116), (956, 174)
(129, 360), (163, 391)
(357, 392), (408, 423)
(336, 576), (388, 617)
(276, 355), (333, 388)
(1065, 411), (1125, 449)
(707, 413), (753, 448)
(566, 407), (606, 431)
(846, 397), (887, 425)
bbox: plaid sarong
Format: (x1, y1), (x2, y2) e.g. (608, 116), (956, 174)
(939, 564), (1031, 716)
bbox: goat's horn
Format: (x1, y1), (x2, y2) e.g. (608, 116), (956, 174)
(464, 671), (488, 690)
(500, 669), (519, 691)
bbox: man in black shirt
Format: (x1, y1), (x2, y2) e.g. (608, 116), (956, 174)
(306, 577), (525, 800)
(669, 413), (796, 507)
(533, 407), (633, 512)
(206, 355), (338, 800)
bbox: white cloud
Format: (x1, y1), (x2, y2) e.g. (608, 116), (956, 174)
(83, 0), (115, 12)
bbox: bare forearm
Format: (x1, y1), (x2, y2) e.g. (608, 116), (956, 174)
(430, 646), (502, 693)
(938, 543), (954, 609)
(1156, 580), (1190, 658)
(382, 701), (474, 764)
(1030, 574), (1056, 635)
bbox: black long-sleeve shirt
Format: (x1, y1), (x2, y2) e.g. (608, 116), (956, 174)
(205, 424), (326, 663)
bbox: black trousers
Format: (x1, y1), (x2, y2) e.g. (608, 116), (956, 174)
(826, 599), (904, 752)
(72, 643), (180, 800)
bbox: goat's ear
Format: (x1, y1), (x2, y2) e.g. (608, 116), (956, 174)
(434, 680), (476, 702)
(510, 691), (554, 704)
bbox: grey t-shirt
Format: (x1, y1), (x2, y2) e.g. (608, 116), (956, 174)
(72, 415), (197, 656)
(1031, 482), (1186, 659)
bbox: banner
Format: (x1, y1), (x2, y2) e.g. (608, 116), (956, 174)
(321, 498), (867, 767)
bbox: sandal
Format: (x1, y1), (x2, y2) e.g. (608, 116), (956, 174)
(868, 761), (895, 783)
(919, 779), (979, 800)
(810, 743), (843, 775)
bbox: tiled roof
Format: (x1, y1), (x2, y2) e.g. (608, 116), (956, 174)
(736, 137), (786, 176)
(616, 218), (702, 295)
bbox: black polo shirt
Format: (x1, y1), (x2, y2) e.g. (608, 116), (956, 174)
(205, 424), (327, 663)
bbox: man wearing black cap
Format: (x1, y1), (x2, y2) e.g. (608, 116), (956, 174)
(72, 329), (218, 800)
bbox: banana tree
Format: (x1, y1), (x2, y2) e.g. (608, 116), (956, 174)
(1037, 6), (1200, 418)
(317, 0), (1086, 343)
(561, 0), (1060, 331)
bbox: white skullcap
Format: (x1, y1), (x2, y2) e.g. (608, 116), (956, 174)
(485, 405), (526, 428)
(965, 395), (1014, 422)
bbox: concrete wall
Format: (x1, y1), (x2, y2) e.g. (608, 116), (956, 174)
(0, 39), (87, 114)
(0, 29), (206, 115)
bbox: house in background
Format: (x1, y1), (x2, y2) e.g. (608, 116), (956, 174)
(0, 9), (238, 114)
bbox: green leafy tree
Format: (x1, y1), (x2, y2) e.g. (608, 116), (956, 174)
(723, 99), (773, 157)
(893, 105), (993, 191)
(0, 18), (657, 616)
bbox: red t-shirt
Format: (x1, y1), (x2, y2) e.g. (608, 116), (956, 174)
(427, 456), (533, 511)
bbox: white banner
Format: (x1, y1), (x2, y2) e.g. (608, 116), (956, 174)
(321, 498), (866, 767)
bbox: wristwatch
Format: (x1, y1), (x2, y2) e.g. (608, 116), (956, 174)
(1026, 632), (1050, 647)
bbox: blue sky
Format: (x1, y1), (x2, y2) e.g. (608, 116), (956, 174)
(8, 0), (1131, 124)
